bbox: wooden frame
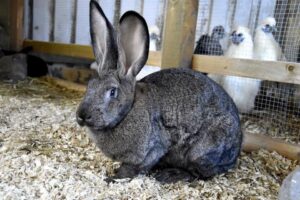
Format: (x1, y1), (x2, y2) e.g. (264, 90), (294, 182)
(23, 40), (161, 67)
(10, 0), (24, 51)
(193, 55), (300, 85)
(24, 40), (300, 85)
(161, 0), (198, 68)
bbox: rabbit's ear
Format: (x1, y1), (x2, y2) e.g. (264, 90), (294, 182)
(118, 11), (149, 78)
(90, 0), (118, 73)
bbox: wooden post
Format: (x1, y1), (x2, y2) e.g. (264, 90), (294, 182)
(10, 0), (24, 51)
(161, 0), (198, 68)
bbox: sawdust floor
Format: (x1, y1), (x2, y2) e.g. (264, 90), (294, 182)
(0, 78), (299, 200)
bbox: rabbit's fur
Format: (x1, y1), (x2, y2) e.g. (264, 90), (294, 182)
(77, 0), (242, 183)
(0, 53), (27, 82)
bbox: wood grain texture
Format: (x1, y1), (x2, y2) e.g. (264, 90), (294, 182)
(24, 40), (94, 59)
(243, 133), (300, 160)
(23, 40), (161, 66)
(23, 40), (300, 84)
(192, 55), (300, 84)
(9, 0), (24, 51)
(161, 0), (198, 68)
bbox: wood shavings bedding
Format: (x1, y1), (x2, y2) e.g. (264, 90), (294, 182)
(0, 79), (298, 200)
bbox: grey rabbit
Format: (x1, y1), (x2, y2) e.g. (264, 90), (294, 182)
(0, 53), (27, 82)
(76, 0), (242, 183)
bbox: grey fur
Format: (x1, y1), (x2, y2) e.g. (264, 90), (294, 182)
(0, 53), (27, 82)
(77, 0), (242, 183)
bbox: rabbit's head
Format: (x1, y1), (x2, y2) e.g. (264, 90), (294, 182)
(76, 0), (149, 130)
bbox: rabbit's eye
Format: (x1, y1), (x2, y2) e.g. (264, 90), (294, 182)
(110, 87), (117, 98)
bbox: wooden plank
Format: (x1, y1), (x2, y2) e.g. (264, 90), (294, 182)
(54, 0), (76, 43)
(23, 40), (300, 84)
(192, 55), (300, 84)
(75, 0), (91, 44)
(0, 1), (10, 49)
(9, 0), (24, 51)
(30, 52), (93, 65)
(32, 0), (53, 41)
(147, 51), (161, 67)
(23, 40), (161, 66)
(161, 0), (199, 68)
(23, 40), (94, 59)
(243, 133), (300, 161)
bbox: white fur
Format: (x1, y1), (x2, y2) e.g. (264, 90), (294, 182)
(222, 26), (261, 113)
(254, 17), (285, 61)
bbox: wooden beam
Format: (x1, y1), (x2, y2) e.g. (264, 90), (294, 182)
(161, 0), (198, 68)
(243, 133), (300, 161)
(23, 40), (300, 84)
(23, 40), (94, 59)
(23, 40), (161, 66)
(10, 0), (24, 51)
(192, 55), (300, 84)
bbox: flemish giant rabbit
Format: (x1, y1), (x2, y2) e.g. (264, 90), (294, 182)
(76, 0), (242, 183)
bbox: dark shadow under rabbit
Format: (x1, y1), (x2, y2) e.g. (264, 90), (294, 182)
(76, 0), (243, 183)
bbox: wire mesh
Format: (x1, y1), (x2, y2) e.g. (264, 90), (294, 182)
(195, 0), (300, 143)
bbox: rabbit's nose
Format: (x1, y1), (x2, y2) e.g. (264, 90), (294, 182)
(76, 115), (85, 126)
(76, 111), (92, 126)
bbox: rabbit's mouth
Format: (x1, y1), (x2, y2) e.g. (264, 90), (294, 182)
(87, 120), (119, 132)
(88, 126), (104, 132)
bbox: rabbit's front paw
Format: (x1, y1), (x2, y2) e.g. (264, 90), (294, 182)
(153, 168), (196, 183)
(115, 163), (140, 178)
(104, 163), (141, 184)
